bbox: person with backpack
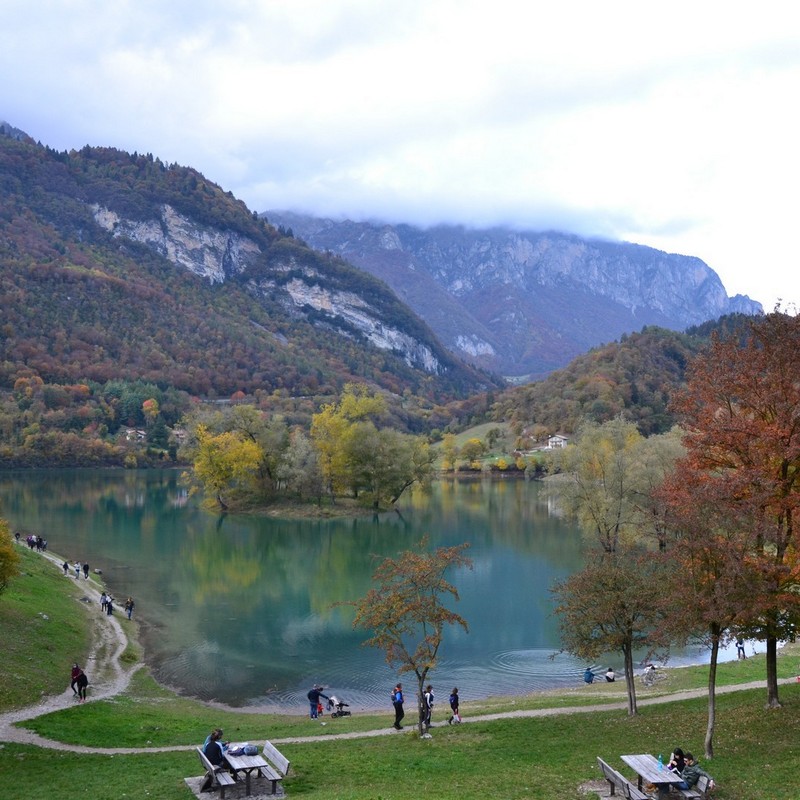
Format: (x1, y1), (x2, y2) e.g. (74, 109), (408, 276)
(448, 687), (460, 724)
(306, 685), (328, 719)
(392, 683), (404, 729)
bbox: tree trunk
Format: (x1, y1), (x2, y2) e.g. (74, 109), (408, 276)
(623, 645), (638, 716)
(704, 628), (719, 759)
(416, 673), (427, 737)
(765, 635), (782, 708)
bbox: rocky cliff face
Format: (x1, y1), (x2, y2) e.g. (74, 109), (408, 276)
(265, 212), (762, 380)
(92, 203), (446, 375)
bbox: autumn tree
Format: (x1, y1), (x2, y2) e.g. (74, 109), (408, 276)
(669, 311), (800, 708)
(191, 425), (264, 510)
(547, 418), (681, 553)
(311, 384), (386, 498)
(657, 468), (764, 757)
(547, 418), (683, 715)
(351, 539), (472, 736)
(552, 548), (666, 716)
(440, 433), (460, 472)
(0, 518), (20, 595)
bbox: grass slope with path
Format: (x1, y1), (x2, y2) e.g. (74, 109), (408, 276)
(2, 543), (800, 800)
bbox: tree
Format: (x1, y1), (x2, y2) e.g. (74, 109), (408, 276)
(351, 539), (472, 736)
(548, 418), (680, 553)
(657, 468), (764, 757)
(0, 518), (21, 595)
(311, 384), (386, 499)
(552, 548), (665, 716)
(669, 311), (800, 708)
(191, 425), (264, 510)
(440, 433), (460, 472)
(547, 418), (683, 716)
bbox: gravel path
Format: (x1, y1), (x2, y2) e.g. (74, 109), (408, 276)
(1, 548), (794, 754)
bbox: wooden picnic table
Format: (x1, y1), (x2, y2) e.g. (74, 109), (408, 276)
(224, 747), (270, 796)
(621, 753), (685, 800)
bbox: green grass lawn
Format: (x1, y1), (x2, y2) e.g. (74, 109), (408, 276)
(3, 544), (800, 800)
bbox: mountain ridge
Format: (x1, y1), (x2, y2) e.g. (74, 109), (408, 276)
(0, 128), (496, 401)
(265, 211), (762, 380)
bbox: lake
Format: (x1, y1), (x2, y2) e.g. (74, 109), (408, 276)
(0, 469), (727, 711)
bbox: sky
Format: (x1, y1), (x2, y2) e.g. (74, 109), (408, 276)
(2, 1), (799, 311)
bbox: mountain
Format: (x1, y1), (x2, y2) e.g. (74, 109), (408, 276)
(0, 127), (497, 402)
(264, 212), (762, 381)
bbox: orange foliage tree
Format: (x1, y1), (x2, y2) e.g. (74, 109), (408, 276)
(667, 311), (800, 710)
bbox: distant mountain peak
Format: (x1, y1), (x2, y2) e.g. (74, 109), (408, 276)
(265, 211), (762, 381)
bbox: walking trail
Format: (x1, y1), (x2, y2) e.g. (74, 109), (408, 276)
(0, 547), (793, 755)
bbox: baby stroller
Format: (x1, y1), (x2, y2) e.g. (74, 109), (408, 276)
(326, 695), (351, 718)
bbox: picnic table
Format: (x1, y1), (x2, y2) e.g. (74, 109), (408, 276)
(621, 753), (685, 800)
(224, 746), (270, 796)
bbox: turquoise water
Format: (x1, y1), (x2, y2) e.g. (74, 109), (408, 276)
(0, 469), (729, 710)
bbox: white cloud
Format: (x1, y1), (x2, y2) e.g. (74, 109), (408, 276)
(2, 0), (799, 310)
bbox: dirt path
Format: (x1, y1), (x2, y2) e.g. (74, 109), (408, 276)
(0, 548), (794, 753)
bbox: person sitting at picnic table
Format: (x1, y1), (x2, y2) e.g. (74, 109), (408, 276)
(202, 728), (229, 766)
(676, 752), (715, 792)
(667, 746), (686, 774)
(605, 667), (615, 682)
(583, 667), (595, 684)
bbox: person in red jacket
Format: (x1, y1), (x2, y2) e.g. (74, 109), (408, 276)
(70, 663), (81, 697)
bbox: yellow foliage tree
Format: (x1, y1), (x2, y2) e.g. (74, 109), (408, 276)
(192, 425), (264, 510)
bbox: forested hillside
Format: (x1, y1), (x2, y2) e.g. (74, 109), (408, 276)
(488, 317), (755, 439)
(0, 129), (500, 467)
(0, 131), (492, 400)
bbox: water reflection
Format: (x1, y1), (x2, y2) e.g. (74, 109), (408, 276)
(0, 470), (714, 710)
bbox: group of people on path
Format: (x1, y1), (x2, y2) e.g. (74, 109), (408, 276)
(98, 592), (135, 619)
(390, 683), (460, 730)
(61, 560), (90, 579)
(18, 532), (47, 551)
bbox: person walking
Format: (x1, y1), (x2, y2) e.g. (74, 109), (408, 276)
(75, 668), (89, 702)
(423, 684), (434, 730)
(736, 638), (746, 659)
(106, 596), (114, 615)
(306, 685), (329, 719)
(392, 683), (405, 729)
(70, 663), (82, 696)
(62, 560), (69, 576)
(125, 597), (135, 620)
(73, 561), (81, 579)
(82, 562), (89, 580)
(448, 687), (460, 724)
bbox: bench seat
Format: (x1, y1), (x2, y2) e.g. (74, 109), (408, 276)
(675, 775), (711, 799)
(597, 757), (648, 800)
(196, 747), (236, 797)
(260, 740), (290, 794)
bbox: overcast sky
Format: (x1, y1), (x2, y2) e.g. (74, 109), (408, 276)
(2, 1), (799, 310)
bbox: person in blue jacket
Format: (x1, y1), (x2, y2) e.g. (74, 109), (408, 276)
(392, 683), (405, 729)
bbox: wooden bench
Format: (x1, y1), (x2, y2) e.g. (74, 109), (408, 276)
(197, 746), (236, 797)
(259, 740), (291, 794)
(597, 757), (649, 800)
(676, 774), (711, 799)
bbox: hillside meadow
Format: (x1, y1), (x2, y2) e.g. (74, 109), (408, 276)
(2, 545), (800, 800)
